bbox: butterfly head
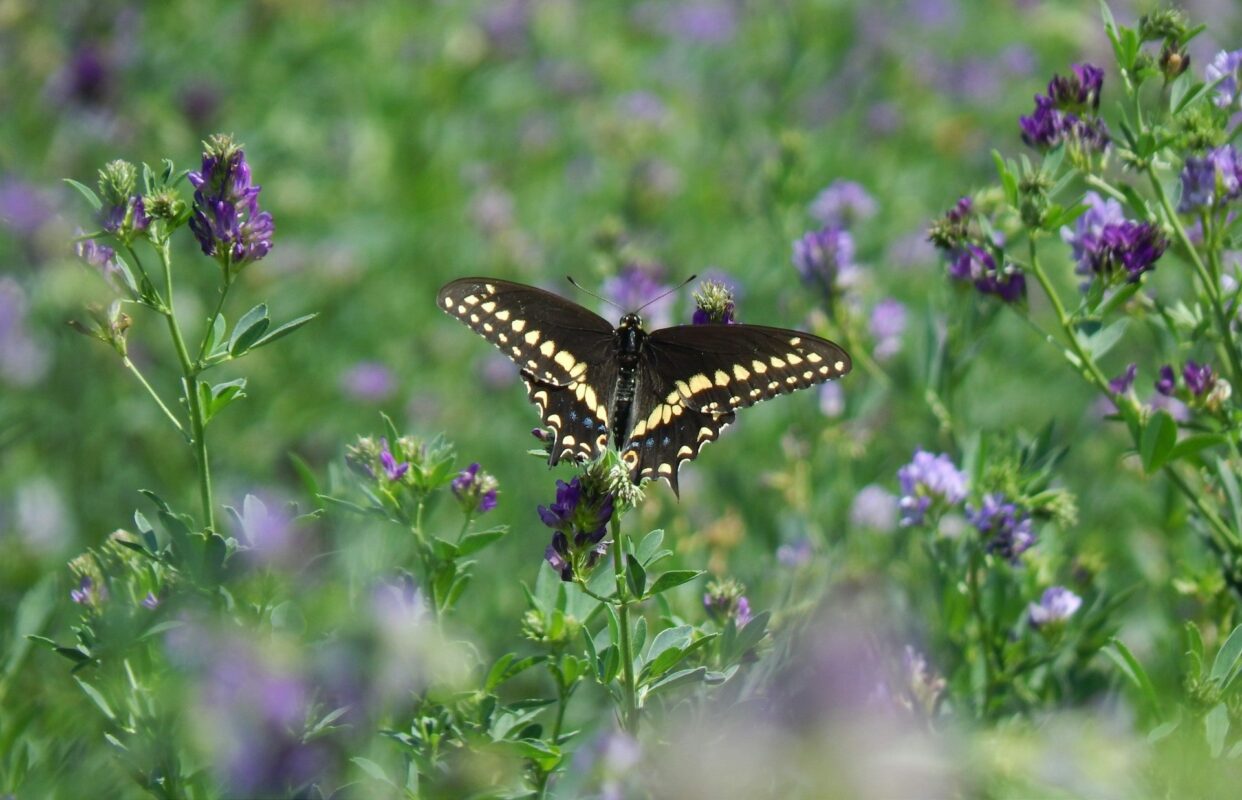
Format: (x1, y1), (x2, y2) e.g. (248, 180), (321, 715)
(619, 312), (644, 331)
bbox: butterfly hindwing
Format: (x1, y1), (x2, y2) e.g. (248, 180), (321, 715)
(620, 324), (852, 493)
(438, 278), (617, 465)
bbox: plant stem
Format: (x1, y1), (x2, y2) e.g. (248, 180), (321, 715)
(195, 278), (233, 365)
(610, 514), (639, 735)
(1025, 239), (1112, 393)
(965, 546), (994, 717)
(156, 242), (215, 532)
(1145, 170), (1242, 389)
(121, 357), (187, 440)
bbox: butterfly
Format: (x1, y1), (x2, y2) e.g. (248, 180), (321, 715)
(437, 278), (852, 496)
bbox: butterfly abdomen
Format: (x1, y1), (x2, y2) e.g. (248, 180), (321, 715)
(610, 314), (647, 449)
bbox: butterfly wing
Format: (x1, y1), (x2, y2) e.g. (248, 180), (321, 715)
(621, 323), (852, 494)
(437, 278), (617, 465)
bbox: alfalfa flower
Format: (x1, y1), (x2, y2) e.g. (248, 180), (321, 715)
(969, 493), (1035, 563)
(188, 134), (274, 274)
(792, 225), (858, 302)
(809, 180), (877, 227)
(1178, 145), (1242, 212)
(702, 578), (751, 627)
(1206, 49), (1242, 109)
(1027, 586), (1082, 628)
(540, 475), (615, 582)
(1019, 63), (1111, 154)
(1061, 192), (1166, 285)
(451, 462), (498, 514)
(691, 278), (736, 324)
(947, 244), (1027, 303)
(96, 160), (148, 241)
(897, 449), (968, 526)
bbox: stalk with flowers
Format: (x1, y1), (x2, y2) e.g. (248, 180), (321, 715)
(926, 3), (1242, 744)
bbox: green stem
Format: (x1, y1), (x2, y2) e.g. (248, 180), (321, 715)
(1145, 170), (1242, 389)
(610, 514), (639, 735)
(965, 547), (994, 717)
(195, 278), (233, 366)
(1025, 239), (1112, 393)
(1162, 465), (1241, 553)
(156, 242), (215, 532)
(122, 356), (187, 441)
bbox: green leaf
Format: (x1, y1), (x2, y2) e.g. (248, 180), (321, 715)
(642, 625), (694, 679)
(75, 678), (116, 721)
(1079, 319), (1128, 361)
(1209, 624), (1242, 684)
(1215, 457), (1242, 536)
(203, 312), (227, 357)
(1139, 410), (1177, 473)
(1105, 638), (1161, 719)
(228, 304), (270, 356)
(636, 529), (665, 564)
(1205, 704), (1229, 758)
(645, 666), (708, 698)
(1148, 719), (1181, 743)
(1168, 433), (1227, 463)
(486, 653), (516, 691)
(64, 178), (102, 211)
(457, 527), (507, 556)
(200, 378), (247, 424)
(730, 611), (771, 659)
(992, 150), (1017, 205)
(647, 569), (702, 597)
(351, 757), (397, 788)
(626, 554), (646, 598)
(249, 313), (318, 350)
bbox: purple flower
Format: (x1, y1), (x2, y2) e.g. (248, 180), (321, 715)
(1109, 363), (1137, 394)
(869, 298), (907, 361)
(897, 450), (968, 526)
(661, 1), (737, 44)
(188, 135), (274, 269)
(947, 244), (1026, 302)
(0, 179), (53, 236)
(1206, 49), (1242, 108)
(691, 278), (737, 324)
(141, 592), (161, 609)
(735, 596), (753, 627)
(776, 538), (813, 568)
(809, 180), (878, 227)
(379, 438), (409, 482)
(818, 382), (845, 417)
(1062, 193), (1167, 284)
(1019, 64), (1110, 152)
(850, 484), (899, 531)
(339, 361), (396, 402)
(792, 225), (857, 299)
(451, 462), (499, 514)
(0, 278), (49, 387)
(1155, 364), (1177, 396)
(70, 575), (107, 606)
(1028, 586), (1082, 627)
(1183, 360), (1215, 397)
(969, 494), (1035, 563)
(62, 43), (112, 107)
(1178, 146), (1242, 212)
(602, 264), (673, 328)
(540, 477), (615, 581)
(702, 579), (751, 626)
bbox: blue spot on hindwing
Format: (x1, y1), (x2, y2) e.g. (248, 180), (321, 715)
(645, 437), (655, 449)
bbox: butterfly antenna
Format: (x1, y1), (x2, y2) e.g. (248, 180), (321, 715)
(636, 274), (697, 313)
(566, 276), (625, 312)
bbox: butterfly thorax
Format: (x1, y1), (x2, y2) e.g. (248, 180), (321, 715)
(612, 313), (647, 447)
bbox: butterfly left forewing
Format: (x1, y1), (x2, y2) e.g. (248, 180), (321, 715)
(438, 277), (618, 465)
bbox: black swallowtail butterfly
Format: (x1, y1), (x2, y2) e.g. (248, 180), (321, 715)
(438, 278), (852, 495)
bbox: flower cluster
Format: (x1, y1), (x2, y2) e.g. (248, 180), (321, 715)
(1019, 63), (1110, 153)
(1061, 193), (1166, 285)
(1155, 360), (1230, 410)
(969, 494), (1035, 563)
(187, 134), (274, 272)
(602, 264), (673, 328)
(1206, 49), (1242, 109)
(68, 554), (108, 610)
(96, 160), (149, 241)
(808, 180), (877, 227)
(792, 225), (857, 302)
(1027, 586), (1082, 628)
(345, 436), (413, 484)
(539, 476), (615, 582)
(1109, 363), (1138, 395)
(451, 462), (498, 514)
(869, 298), (907, 361)
(947, 244), (1026, 302)
(702, 578), (752, 627)
(1179, 145), (1241, 212)
(897, 450), (968, 527)
(691, 278), (736, 324)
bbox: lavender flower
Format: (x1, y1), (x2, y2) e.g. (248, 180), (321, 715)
(1109, 363), (1137, 395)
(792, 225), (857, 300)
(95, 160), (148, 240)
(1183, 360), (1215, 397)
(379, 438), (409, 482)
(947, 244), (1026, 302)
(70, 575), (107, 607)
(969, 493), (1035, 563)
(869, 298), (907, 361)
(1028, 586), (1082, 627)
(1019, 64), (1110, 152)
(809, 180), (878, 227)
(818, 382), (845, 417)
(1062, 193), (1166, 284)
(1155, 364), (1177, 396)
(691, 279), (736, 324)
(661, 1), (738, 44)
(1206, 49), (1242, 108)
(142, 592), (161, 609)
(702, 579), (750, 626)
(850, 484), (899, 531)
(188, 135), (274, 270)
(540, 476), (615, 581)
(339, 361), (396, 402)
(776, 538), (813, 568)
(1178, 146), (1242, 212)
(602, 264), (673, 328)
(451, 462), (499, 514)
(928, 196), (974, 251)
(897, 450), (968, 526)
(0, 179), (53, 236)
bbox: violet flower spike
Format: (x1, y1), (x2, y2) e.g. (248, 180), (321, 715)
(379, 438), (409, 482)
(187, 135), (274, 271)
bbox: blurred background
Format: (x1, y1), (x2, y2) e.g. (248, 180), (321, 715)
(2, 0), (1242, 796)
